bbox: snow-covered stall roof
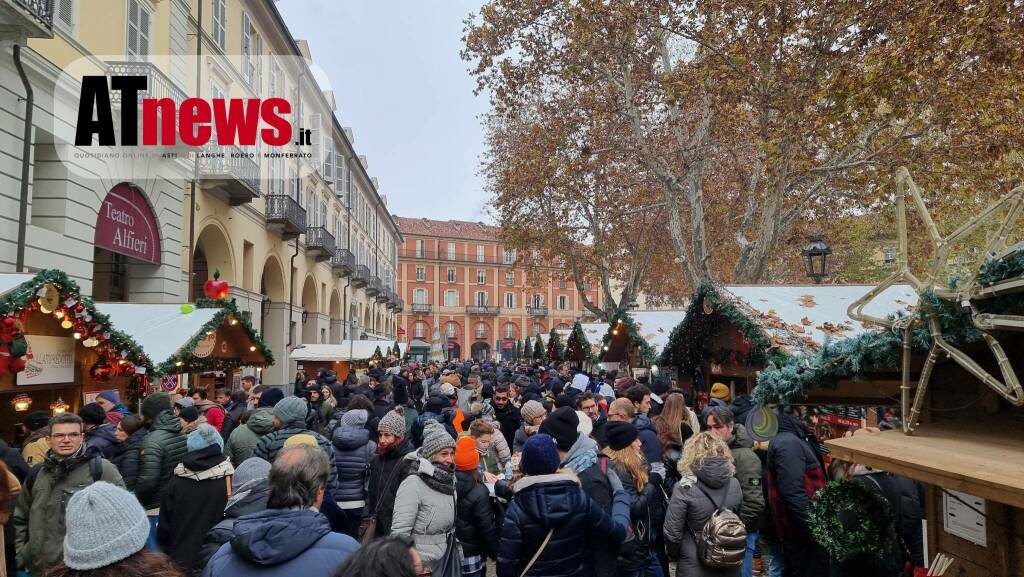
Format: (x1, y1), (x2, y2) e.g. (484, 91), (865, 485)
(721, 284), (918, 352)
(97, 303), (219, 366)
(0, 273), (35, 297)
(290, 341), (407, 362)
(577, 310), (688, 360)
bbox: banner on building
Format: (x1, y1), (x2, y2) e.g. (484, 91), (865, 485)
(18, 335), (76, 386)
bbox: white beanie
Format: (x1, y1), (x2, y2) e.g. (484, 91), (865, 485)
(63, 482), (149, 570)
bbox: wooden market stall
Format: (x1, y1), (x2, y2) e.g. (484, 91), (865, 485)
(97, 299), (272, 395)
(593, 309), (659, 376)
(0, 271), (155, 441)
(290, 341), (408, 380)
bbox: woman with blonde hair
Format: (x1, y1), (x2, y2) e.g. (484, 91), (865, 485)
(663, 432), (743, 577)
(602, 422), (661, 577)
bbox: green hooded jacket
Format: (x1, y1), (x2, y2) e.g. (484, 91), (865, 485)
(224, 408), (276, 467)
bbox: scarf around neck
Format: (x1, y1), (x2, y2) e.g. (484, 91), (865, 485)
(410, 455), (456, 495)
(43, 444), (90, 482)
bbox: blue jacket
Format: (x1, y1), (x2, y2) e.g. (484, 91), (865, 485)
(202, 509), (358, 577)
(330, 423), (376, 504)
(633, 414), (664, 477)
(84, 423), (117, 460)
(497, 472), (631, 577)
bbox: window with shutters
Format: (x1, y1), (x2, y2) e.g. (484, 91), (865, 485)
(503, 249), (516, 264)
(447, 268), (456, 283)
(477, 270), (486, 284)
(55, 0), (75, 33)
(504, 323), (516, 339)
(558, 295), (568, 310)
(475, 292), (487, 306)
(268, 154), (277, 194)
(444, 290), (459, 307)
(505, 271), (514, 286)
(531, 294), (544, 308)
(268, 56), (277, 97)
(446, 321), (458, 339)
(288, 165), (297, 200)
(447, 242), (456, 260)
(533, 323), (542, 335)
(413, 289), (427, 305)
(414, 322), (425, 339)
(212, 0), (226, 50)
(476, 322), (487, 339)
(242, 13), (253, 83)
(415, 267), (425, 281)
(559, 278), (567, 289)
(504, 292), (515, 309)
(476, 245), (485, 263)
(415, 240), (424, 258)
(126, 0), (151, 61)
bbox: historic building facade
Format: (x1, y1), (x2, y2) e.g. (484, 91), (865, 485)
(0, 0), (400, 386)
(395, 217), (600, 361)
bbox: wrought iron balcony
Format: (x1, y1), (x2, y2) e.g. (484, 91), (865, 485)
(106, 61), (187, 107)
(395, 298), (405, 313)
(3, 0), (54, 38)
(265, 195), (306, 239)
(527, 306), (548, 317)
(386, 290), (399, 310)
(466, 305), (500, 316)
(411, 303), (431, 315)
(332, 249), (355, 276)
(352, 265), (370, 288)
(367, 276), (382, 297)
(198, 145), (260, 205)
(305, 226), (336, 262)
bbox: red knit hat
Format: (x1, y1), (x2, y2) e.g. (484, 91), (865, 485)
(454, 436), (479, 472)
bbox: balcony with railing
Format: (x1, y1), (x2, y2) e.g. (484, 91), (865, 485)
(106, 61), (187, 107)
(198, 145), (260, 205)
(306, 226), (336, 262)
(366, 276), (382, 297)
(400, 248), (508, 265)
(2, 0), (54, 38)
(386, 290), (399, 310)
(265, 195), (306, 239)
(395, 298), (405, 313)
(527, 306), (548, 317)
(332, 249), (355, 276)
(466, 305), (500, 316)
(352, 265), (370, 288)
(411, 303), (431, 315)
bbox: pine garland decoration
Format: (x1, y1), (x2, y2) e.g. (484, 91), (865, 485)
(157, 298), (274, 375)
(565, 320), (593, 362)
(976, 244), (1024, 286)
(547, 328), (565, 362)
(809, 480), (896, 562)
(599, 308), (657, 365)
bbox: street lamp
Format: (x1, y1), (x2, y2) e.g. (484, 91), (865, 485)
(802, 235), (832, 284)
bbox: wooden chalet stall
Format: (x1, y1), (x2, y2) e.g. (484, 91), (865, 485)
(290, 341), (408, 380)
(661, 283), (917, 404)
(97, 300), (272, 395)
(583, 309), (686, 378)
(0, 271), (154, 440)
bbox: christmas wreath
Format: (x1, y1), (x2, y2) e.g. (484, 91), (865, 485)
(809, 479), (896, 561)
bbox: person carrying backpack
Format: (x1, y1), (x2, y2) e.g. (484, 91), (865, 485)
(663, 432), (744, 577)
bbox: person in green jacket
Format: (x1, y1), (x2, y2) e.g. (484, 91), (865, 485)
(224, 408), (276, 467)
(12, 413), (124, 577)
(135, 392), (187, 551)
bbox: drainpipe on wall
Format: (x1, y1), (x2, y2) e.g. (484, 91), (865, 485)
(13, 44), (33, 272)
(287, 237), (298, 347)
(187, 0), (203, 299)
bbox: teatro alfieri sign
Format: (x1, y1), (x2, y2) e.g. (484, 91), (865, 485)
(94, 183), (162, 264)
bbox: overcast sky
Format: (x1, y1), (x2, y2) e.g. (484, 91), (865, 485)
(277, 0), (491, 223)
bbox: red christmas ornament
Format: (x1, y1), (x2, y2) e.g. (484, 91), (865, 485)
(203, 269), (230, 300)
(74, 304), (85, 314)
(89, 358), (113, 382)
(9, 357), (26, 373)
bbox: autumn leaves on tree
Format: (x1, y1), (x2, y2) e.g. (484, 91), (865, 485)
(463, 1), (1024, 315)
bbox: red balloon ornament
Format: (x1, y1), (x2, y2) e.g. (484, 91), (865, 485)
(203, 269), (230, 300)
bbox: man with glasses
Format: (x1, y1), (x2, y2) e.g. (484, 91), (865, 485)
(12, 413), (124, 577)
(576, 392), (609, 448)
(488, 384), (521, 450)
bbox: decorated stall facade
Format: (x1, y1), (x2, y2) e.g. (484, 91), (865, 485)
(290, 341), (409, 379)
(593, 309), (658, 373)
(0, 271), (154, 439)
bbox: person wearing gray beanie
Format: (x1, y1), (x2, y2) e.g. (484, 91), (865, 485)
(63, 481), (150, 570)
(514, 400), (547, 452)
(330, 409), (377, 538)
(194, 457), (272, 571)
(340, 408), (369, 429)
(392, 421), (457, 567)
(254, 396), (338, 491)
(418, 420), (456, 460)
(378, 408), (407, 439)
(157, 423), (234, 572)
(272, 396), (308, 428)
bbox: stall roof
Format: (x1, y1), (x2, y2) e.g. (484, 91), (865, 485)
(291, 341), (407, 362)
(577, 311), (687, 360)
(721, 284), (917, 352)
(826, 419), (1024, 509)
(97, 303), (219, 367)
(0, 273), (35, 297)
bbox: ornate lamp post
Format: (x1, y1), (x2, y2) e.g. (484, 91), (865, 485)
(802, 235), (833, 284)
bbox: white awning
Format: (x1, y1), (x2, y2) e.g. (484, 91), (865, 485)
(96, 303), (219, 366)
(290, 340), (407, 362)
(0, 273), (37, 297)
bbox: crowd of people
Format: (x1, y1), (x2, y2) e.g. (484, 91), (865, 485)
(0, 361), (925, 577)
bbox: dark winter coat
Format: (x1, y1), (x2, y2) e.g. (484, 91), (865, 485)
(196, 476), (270, 574)
(591, 412), (609, 449)
(633, 414), (665, 478)
(663, 457), (743, 577)
(0, 441), (29, 482)
(613, 464), (658, 572)
(84, 423), (117, 459)
(201, 509), (359, 577)
(111, 426), (146, 491)
(330, 421), (377, 504)
(254, 417), (336, 490)
(513, 423), (538, 453)
(561, 435), (616, 577)
(224, 409), (276, 467)
(728, 424), (765, 530)
(158, 445), (234, 573)
(893, 474), (925, 567)
(491, 402), (522, 450)
(455, 470), (498, 559)
(728, 395), (755, 427)
(766, 412), (826, 540)
(496, 472), (632, 577)
(366, 439), (414, 537)
(373, 398), (393, 422)
(136, 409), (188, 509)
(221, 401), (246, 440)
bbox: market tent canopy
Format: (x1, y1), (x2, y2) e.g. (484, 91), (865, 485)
(826, 419), (1024, 509)
(96, 300), (273, 375)
(0, 274), (35, 297)
(290, 341), (408, 362)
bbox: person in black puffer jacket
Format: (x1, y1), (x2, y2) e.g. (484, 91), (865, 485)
(196, 457), (271, 575)
(111, 414), (146, 491)
(330, 409), (377, 539)
(454, 436), (497, 576)
(79, 403), (118, 459)
(497, 434), (632, 577)
(366, 409), (415, 538)
(412, 395), (451, 447)
(136, 392), (187, 548)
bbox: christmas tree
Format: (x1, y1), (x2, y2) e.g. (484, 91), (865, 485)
(532, 334), (544, 360)
(523, 335), (533, 361)
(547, 328), (565, 362)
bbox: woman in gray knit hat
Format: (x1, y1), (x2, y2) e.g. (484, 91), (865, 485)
(391, 420), (457, 571)
(46, 481), (185, 577)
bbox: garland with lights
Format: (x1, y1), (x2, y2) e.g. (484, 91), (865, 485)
(598, 309), (657, 365)
(564, 320), (593, 363)
(809, 480), (896, 562)
(546, 328), (565, 362)
(156, 298), (275, 375)
(0, 270), (154, 406)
